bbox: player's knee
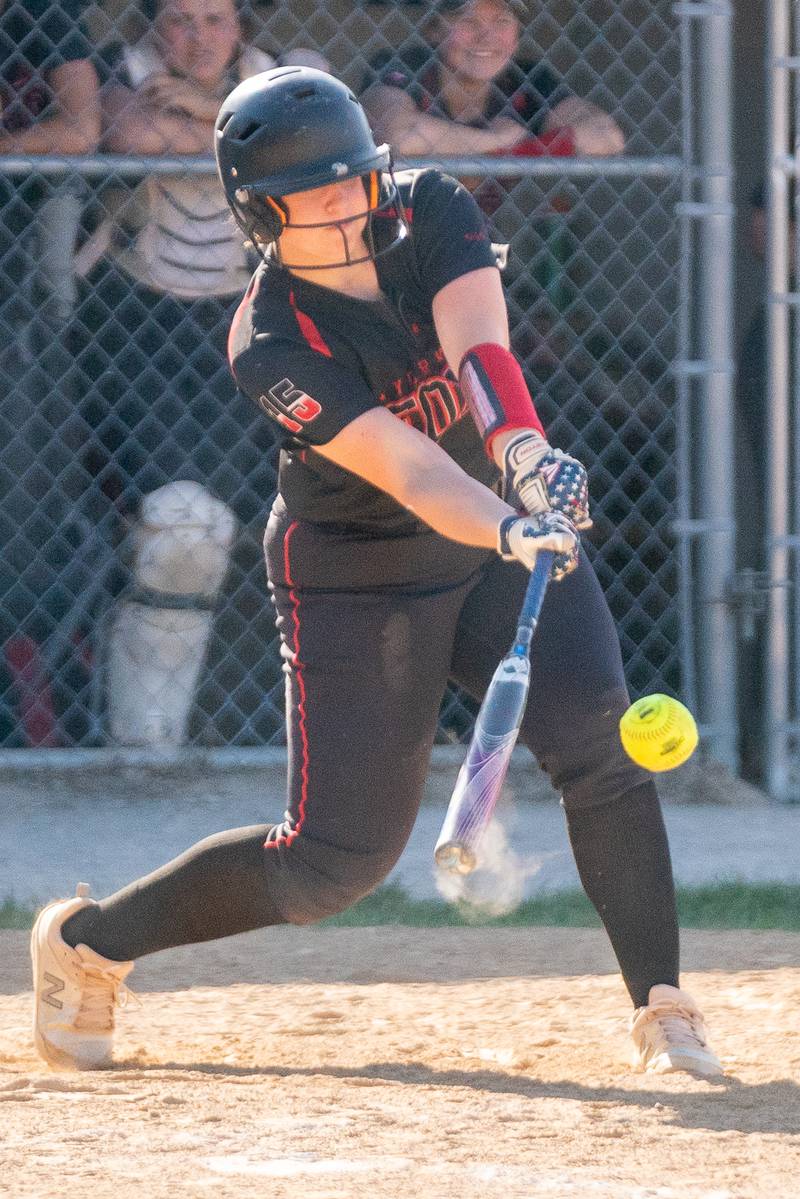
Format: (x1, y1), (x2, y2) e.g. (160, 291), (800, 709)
(280, 873), (385, 925)
(272, 843), (398, 925)
(535, 687), (652, 813)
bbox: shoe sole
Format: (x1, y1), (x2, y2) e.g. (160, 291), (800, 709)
(640, 1051), (724, 1078)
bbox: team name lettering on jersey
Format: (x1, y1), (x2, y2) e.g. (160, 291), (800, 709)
(258, 379), (322, 434)
(379, 347), (466, 439)
(384, 376), (464, 438)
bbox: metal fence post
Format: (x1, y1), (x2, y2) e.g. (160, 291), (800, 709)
(675, 1), (738, 770)
(765, 0), (793, 800)
(697, 2), (738, 771)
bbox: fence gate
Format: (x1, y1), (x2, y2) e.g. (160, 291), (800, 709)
(0, 0), (736, 767)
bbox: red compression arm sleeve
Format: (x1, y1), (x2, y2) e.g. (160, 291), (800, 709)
(458, 343), (545, 457)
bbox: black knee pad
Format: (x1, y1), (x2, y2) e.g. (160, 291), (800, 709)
(534, 687), (652, 813)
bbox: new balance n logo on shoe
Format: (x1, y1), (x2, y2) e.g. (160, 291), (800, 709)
(42, 972), (64, 1009)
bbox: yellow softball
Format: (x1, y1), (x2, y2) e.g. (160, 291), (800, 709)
(619, 694), (698, 772)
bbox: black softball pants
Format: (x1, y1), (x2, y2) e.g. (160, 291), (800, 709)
(67, 516), (678, 1006)
(261, 516), (649, 925)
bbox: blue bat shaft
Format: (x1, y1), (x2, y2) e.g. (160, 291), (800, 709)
(434, 551), (554, 874)
(514, 547), (555, 651)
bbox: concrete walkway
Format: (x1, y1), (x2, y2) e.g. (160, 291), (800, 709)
(2, 760), (799, 907)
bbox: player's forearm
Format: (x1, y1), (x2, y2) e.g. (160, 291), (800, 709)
(0, 113), (99, 156)
(318, 407), (513, 548)
(399, 465), (513, 549)
(397, 116), (513, 156)
(364, 93), (515, 157)
(103, 106), (213, 155)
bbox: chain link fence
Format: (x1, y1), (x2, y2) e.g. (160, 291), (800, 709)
(1, 0), (687, 752)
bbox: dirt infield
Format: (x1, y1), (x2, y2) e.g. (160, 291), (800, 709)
(1, 925), (799, 1199)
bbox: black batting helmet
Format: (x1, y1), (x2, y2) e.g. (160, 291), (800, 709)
(215, 66), (407, 265)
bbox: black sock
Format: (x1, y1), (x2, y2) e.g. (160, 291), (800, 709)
(61, 824), (284, 961)
(564, 782), (679, 1009)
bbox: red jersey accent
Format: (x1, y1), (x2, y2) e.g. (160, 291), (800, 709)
(374, 207), (413, 222)
(289, 290), (333, 358)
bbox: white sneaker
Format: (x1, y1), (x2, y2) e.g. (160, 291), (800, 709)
(31, 883), (134, 1070)
(630, 984), (724, 1077)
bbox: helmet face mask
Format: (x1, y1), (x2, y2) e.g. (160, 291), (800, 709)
(264, 171), (410, 271)
(216, 67), (410, 268)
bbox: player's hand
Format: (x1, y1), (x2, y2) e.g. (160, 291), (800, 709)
(570, 112), (625, 157)
(498, 512), (579, 581)
(487, 114), (530, 149)
(545, 99), (625, 157)
(138, 74), (219, 122)
(503, 431), (592, 531)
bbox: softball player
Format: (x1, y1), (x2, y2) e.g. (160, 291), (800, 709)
(31, 67), (722, 1078)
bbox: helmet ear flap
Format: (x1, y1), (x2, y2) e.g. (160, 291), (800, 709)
(263, 195), (289, 239)
(234, 187), (287, 244)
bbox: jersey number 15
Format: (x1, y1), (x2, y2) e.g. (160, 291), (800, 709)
(258, 379), (322, 434)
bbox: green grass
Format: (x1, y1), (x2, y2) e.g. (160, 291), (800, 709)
(6, 882), (798, 932)
(0, 898), (36, 930)
(320, 881), (800, 930)
(323, 884), (603, 928)
(674, 882), (800, 930)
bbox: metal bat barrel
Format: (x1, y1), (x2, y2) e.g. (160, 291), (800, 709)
(434, 653), (531, 873)
(434, 550), (554, 876)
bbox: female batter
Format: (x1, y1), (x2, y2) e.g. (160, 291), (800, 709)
(31, 68), (722, 1078)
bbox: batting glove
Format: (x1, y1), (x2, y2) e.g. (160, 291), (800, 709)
(498, 511), (580, 581)
(503, 431), (592, 531)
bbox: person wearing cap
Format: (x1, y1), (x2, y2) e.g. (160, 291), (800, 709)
(361, 0), (624, 161)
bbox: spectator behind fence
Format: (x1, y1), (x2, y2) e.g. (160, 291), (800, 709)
(361, 0), (627, 445)
(360, 0), (625, 337)
(71, 0), (330, 747)
(0, 0), (98, 157)
(361, 0), (624, 167)
(1, 0), (99, 747)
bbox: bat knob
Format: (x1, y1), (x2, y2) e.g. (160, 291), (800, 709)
(434, 841), (477, 875)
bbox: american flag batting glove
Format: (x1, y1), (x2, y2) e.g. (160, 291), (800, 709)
(503, 431), (592, 532)
(498, 512), (580, 581)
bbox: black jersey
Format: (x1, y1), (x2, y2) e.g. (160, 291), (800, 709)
(228, 169), (502, 538)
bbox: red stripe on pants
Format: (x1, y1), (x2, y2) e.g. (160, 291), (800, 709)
(268, 520), (309, 848)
